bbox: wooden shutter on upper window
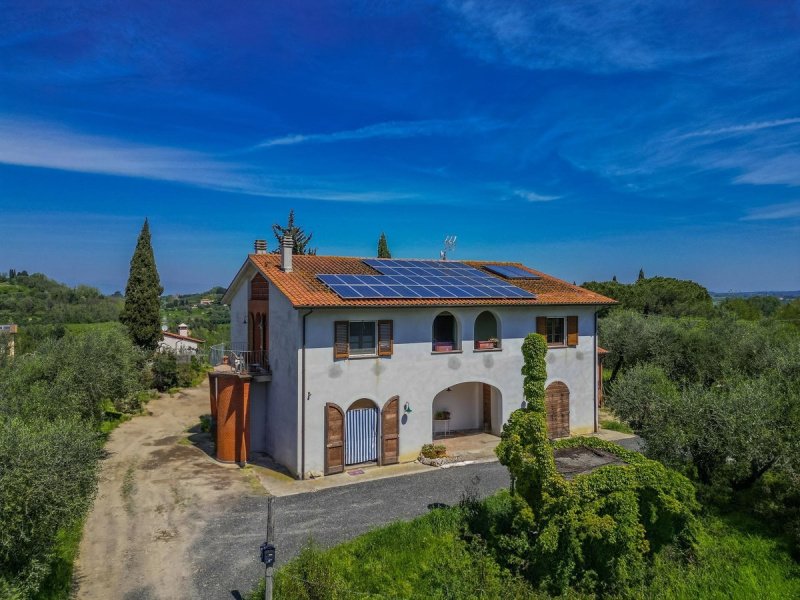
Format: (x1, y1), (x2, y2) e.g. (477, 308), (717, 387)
(377, 320), (393, 357)
(567, 316), (579, 347)
(536, 316), (547, 337)
(334, 321), (349, 359)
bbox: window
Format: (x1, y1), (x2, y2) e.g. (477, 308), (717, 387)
(334, 320), (394, 359)
(474, 311), (500, 350)
(546, 317), (565, 346)
(432, 312), (458, 352)
(348, 321), (376, 356)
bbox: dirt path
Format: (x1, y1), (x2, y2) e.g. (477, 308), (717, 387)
(74, 381), (260, 600)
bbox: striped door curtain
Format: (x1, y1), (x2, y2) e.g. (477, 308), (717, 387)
(345, 408), (378, 464)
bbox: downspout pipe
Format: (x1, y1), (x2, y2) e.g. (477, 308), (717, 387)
(593, 309), (599, 433)
(300, 308), (314, 479)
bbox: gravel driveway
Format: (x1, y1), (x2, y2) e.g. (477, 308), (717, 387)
(192, 461), (511, 599)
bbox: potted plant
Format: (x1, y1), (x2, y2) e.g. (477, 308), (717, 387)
(476, 337), (499, 349)
(434, 342), (454, 352)
(434, 410), (450, 421)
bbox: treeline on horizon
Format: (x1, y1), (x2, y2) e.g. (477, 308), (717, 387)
(0, 270), (231, 352)
(582, 271), (800, 326)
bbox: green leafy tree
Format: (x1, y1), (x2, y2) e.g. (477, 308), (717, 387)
(272, 209), (317, 255)
(120, 219), (164, 351)
(610, 362), (799, 491)
(494, 333), (698, 595)
(377, 232), (392, 258)
(0, 416), (101, 596)
(583, 276), (713, 317)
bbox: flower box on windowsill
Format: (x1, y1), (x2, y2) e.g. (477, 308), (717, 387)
(476, 340), (498, 350)
(433, 343), (455, 352)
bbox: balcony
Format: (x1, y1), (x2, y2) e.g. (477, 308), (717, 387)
(209, 343), (271, 382)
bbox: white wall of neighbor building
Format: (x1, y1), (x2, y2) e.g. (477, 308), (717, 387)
(299, 304), (599, 476)
(158, 335), (200, 354)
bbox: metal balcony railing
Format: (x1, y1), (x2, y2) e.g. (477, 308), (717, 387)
(209, 343), (271, 376)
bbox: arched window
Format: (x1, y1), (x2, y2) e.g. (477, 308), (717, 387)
(474, 311), (500, 350)
(432, 312), (458, 352)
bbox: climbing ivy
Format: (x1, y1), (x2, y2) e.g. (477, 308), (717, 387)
(494, 333), (699, 595)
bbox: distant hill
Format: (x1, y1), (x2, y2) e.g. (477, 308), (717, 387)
(0, 270), (122, 326)
(711, 291), (800, 301)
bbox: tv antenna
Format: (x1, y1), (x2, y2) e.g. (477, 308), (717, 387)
(440, 235), (457, 260)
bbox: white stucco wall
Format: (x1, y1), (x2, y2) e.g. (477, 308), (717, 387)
(229, 276), (302, 474)
(298, 304), (599, 476)
(158, 336), (200, 353)
(228, 270), (250, 349)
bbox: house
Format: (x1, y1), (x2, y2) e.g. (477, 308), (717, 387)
(200, 298), (213, 306)
(159, 323), (204, 354)
(218, 236), (615, 478)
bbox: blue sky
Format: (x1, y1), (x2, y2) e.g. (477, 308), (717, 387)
(1, 1), (799, 293)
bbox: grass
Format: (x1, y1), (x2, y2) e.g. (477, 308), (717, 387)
(247, 504), (800, 600)
(121, 463), (137, 515)
(32, 519), (85, 600)
(600, 418), (634, 434)
(647, 512), (800, 599)
(247, 507), (536, 600)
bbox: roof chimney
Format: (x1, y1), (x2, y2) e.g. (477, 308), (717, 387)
(254, 239), (267, 254)
(178, 323), (189, 337)
(280, 234), (293, 272)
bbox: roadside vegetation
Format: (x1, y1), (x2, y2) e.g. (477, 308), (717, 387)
(253, 274), (798, 599)
(0, 326), (147, 598)
(0, 220), (213, 599)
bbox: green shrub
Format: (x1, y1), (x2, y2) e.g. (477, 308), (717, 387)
(420, 443), (447, 459)
(494, 333), (699, 596)
(0, 416), (100, 596)
(0, 327), (145, 423)
(150, 350), (178, 392)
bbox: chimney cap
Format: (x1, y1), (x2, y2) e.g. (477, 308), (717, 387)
(254, 239), (267, 254)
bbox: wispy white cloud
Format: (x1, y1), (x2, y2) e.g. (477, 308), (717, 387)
(676, 118), (800, 140)
(0, 117), (412, 202)
(733, 153), (800, 187)
(741, 201), (800, 221)
(513, 189), (560, 202)
(444, 0), (800, 80)
(253, 118), (503, 148)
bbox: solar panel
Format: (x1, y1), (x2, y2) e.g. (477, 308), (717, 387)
(482, 264), (541, 280)
(317, 259), (536, 299)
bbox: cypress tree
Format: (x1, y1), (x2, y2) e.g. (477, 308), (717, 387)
(120, 219), (164, 351)
(638, 268), (645, 281)
(377, 232), (392, 258)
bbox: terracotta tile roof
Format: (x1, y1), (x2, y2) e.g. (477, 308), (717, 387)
(162, 331), (205, 344)
(245, 254), (617, 308)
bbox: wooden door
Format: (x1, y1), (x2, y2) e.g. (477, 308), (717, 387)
(482, 384), (492, 431)
(325, 403), (345, 475)
(381, 396), (400, 465)
(545, 382), (570, 439)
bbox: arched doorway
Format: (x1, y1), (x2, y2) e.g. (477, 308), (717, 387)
(345, 399), (379, 465)
(432, 382), (502, 438)
(545, 382), (570, 439)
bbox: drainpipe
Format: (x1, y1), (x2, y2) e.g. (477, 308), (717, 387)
(300, 308), (314, 479)
(593, 309), (599, 433)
